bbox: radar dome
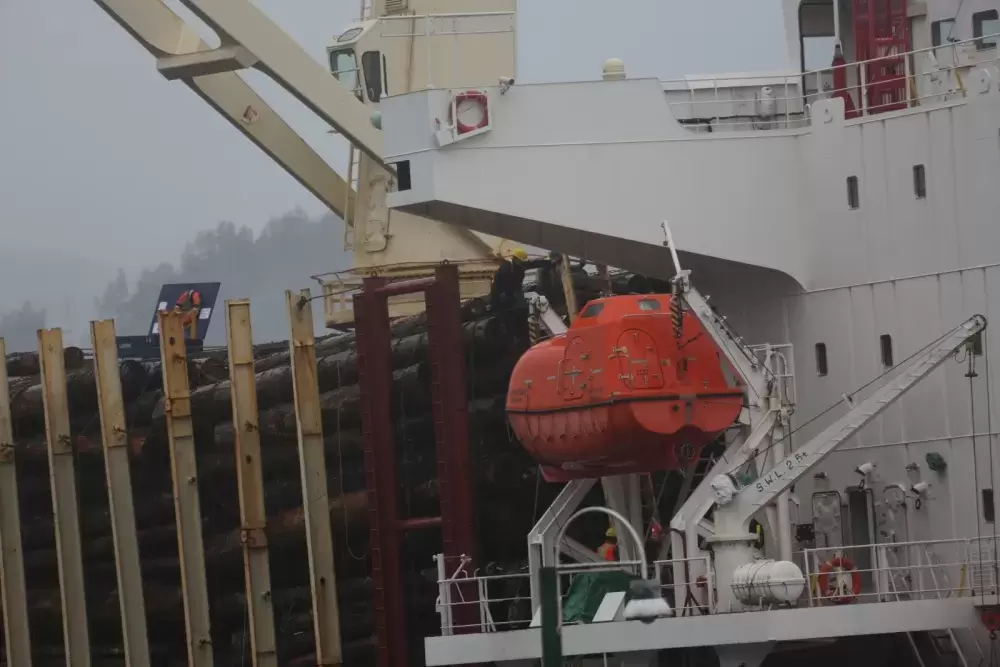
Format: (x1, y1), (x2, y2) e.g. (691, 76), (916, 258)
(602, 58), (626, 81)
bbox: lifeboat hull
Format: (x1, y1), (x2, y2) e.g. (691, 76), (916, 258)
(506, 294), (743, 481)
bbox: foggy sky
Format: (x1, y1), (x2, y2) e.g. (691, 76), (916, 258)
(0, 0), (789, 271)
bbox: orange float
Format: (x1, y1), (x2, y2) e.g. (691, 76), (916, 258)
(506, 294), (744, 482)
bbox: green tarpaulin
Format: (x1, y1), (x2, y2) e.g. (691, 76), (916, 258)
(561, 570), (638, 624)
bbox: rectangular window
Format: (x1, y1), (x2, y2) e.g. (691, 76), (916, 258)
(880, 334), (894, 368)
(932, 18), (955, 47)
(847, 176), (860, 209)
(974, 10), (999, 51)
(330, 49), (360, 97)
(815, 342), (828, 377)
(913, 164), (926, 199)
(361, 51), (383, 103)
(984, 488), (996, 523)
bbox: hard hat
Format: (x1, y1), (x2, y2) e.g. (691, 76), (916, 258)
(605, 525), (616, 538)
(510, 248), (528, 261)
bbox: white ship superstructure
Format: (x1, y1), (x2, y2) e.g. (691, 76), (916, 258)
(374, 0), (1000, 664)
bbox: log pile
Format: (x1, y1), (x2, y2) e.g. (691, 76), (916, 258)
(1, 301), (549, 666)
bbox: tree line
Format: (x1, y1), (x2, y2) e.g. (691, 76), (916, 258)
(0, 209), (350, 351)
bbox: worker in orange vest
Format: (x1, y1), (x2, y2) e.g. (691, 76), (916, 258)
(174, 289), (202, 340)
(597, 525), (618, 561)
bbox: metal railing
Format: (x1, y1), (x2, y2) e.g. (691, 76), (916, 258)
(433, 552), (720, 635)
(377, 11), (516, 90)
(654, 555), (715, 615)
(803, 536), (1000, 606)
(662, 32), (1000, 133)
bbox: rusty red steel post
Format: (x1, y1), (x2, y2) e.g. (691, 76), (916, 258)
(425, 265), (479, 633)
(354, 265), (480, 666)
(354, 276), (407, 667)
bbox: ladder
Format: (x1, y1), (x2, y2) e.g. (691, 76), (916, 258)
(852, 0), (911, 113)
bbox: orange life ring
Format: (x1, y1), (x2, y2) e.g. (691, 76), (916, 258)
(451, 90), (489, 135)
(817, 556), (862, 604)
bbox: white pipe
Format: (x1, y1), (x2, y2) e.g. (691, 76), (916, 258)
(554, 506), (648, 625)
(771, 430), (794, 562)
(661, 220), (684, 277)
(833, 0), (841, 43)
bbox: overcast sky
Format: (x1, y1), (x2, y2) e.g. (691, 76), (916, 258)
(0, 0), (790, 273)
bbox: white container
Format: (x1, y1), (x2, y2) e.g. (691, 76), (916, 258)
(731, 559), (805, 606)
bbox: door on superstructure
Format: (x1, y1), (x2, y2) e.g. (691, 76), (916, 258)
(845, 486), (878, 595)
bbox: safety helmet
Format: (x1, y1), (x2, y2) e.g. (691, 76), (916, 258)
(509, 248), (528, 261)
(605, 525), (616, 538)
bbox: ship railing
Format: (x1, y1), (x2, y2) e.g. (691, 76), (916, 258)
(662, 31), (1000, 133)
(802, 536), (1000, 608)
(433, 554), (657, 635)
(653, 555), (716, 615)
(376, 11), (516, 91)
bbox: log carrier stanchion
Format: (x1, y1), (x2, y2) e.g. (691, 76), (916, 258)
(0, 338), (32, 667)
(354, 264), (477, 667)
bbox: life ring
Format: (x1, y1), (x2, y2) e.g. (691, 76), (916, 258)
(451, 90), (489, 135)
(817, 556), (862, 604)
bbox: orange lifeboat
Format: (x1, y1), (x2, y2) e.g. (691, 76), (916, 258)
(506, 294), (744, 482)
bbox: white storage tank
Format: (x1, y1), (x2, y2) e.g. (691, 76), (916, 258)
(731, 560), (805, 606)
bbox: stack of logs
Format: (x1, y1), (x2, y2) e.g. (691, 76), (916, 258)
(2, 298), (551, 666)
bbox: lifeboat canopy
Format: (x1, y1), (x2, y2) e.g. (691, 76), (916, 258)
(506, 294), (744, 482)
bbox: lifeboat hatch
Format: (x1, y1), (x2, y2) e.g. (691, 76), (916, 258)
(617, 329), (664, 389)
(558, 336), (589, 400)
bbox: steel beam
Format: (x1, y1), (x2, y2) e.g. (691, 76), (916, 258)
(354, 276), (405, 667)
(91, 0), (356, 219)
(91, 320), (151, 667)
(286, 289), (343, 667)
(225, 301), (278, 667)
(175, 0), (385, 166)
(38, 328), (91, 667)
(158, 311), (214, 667)
(425, 264), (479, 633)
(0, 338), (32, 667)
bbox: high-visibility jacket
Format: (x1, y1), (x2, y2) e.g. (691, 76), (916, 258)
(597, 540), (617, 562)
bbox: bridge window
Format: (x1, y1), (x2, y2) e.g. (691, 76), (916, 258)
(974, 10), (999, 51)
(984, 488), (996, 523)
(913, 164), (926, 199)
(815, 342), (828, 377)
(880, 334), (894, 368)
(362, 51), (383, 102)
(580, 303), (605, 318)
(330, 49), (360, 97)
(932, 19), (955, 47)
(847, 176), (860, 209)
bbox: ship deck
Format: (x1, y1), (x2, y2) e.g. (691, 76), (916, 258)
(424, 598), (980, 665)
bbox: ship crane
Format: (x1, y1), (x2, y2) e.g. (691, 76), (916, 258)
(91, 0), (518, 327)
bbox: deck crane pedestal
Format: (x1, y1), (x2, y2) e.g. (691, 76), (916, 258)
(91, 0), (519, 328)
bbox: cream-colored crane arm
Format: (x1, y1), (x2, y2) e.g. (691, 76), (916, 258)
(91, 0), (362, 219)
(173, 0), (384, 166)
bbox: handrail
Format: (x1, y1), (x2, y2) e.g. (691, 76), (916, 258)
(660, 31), (1000, 87)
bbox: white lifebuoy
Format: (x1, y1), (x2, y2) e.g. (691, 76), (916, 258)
(452, 90), (489, 134)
